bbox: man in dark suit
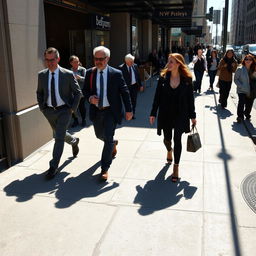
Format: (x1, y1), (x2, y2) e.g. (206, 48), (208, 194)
(37, 47), (82, 179)
(118, 54), (143, 119)
(83, 46), (133, 181)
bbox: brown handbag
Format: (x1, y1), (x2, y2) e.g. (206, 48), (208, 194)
(187, 125), (202, 152)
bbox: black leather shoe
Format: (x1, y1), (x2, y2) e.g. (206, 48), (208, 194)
(45, 167), (59, 180)
(72, 138), (79, 157)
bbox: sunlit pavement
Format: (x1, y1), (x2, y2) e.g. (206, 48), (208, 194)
(0, 73), (255, 256)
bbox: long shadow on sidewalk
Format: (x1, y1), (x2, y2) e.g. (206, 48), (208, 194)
(213, 93), (242, 256)
(54, 161), (119, 208)
(133, 164), (197, 216)
(3, 158), (75, 202)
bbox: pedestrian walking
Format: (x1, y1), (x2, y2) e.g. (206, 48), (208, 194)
(70, 55), (87, 127)
(83, 46), (133, 181)
(37, 47), (82, 180)
(234, 54), (256, 122)
(118, 53), (143, 119)
(218, 49), (238, 109)
(149, 53), (197, 183)
(207, 49), (220, 90)
(193, 49), (207, 93)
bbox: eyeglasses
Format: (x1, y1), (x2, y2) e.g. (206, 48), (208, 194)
(94, 57), (107, 61)
(245, 58), (253, 61)
(45, 58), (57, 62)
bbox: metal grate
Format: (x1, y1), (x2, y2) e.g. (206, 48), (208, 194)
(241, 172), (256, 214)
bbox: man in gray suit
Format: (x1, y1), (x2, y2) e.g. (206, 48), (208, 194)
(37, 47), (82, 179)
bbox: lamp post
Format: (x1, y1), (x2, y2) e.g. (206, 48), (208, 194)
(222, 0), (229, 53)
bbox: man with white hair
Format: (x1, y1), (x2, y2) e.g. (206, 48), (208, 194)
(119, 53), (143, 119)
(83, 46), (133, 181)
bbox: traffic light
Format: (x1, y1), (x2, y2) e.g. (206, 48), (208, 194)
(206, 7), (213, 21)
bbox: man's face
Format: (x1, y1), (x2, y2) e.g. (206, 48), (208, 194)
(94, 50), (109, 70)
(125, 59), (134, 67)
(45, 53), (59, 71)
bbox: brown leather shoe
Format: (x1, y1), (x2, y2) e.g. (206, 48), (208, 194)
(100, 170), (108, 181)
(112, 140), (118, 158)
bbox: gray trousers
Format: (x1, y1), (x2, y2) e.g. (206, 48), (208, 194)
(43, 106), (76, 169)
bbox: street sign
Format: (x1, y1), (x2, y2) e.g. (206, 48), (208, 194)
(213, 10), (221, 24)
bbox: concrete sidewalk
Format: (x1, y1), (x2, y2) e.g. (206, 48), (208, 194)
(0, 74), (256, 256)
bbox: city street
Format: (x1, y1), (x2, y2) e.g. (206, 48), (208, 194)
(0, 73), (256, 256)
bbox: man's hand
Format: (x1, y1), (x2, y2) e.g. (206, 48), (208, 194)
(139, 86), (144, 92)
(149, 116), (155, 125)
(125, 112), (133, 120)
(89, 95), (99, 105)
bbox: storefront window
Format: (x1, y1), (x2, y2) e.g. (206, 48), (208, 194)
(95, 30), (109, 47)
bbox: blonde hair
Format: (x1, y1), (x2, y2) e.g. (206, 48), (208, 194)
(160, 53), (192, 79)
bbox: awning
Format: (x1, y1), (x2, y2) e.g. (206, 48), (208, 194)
(81, 0), (195, 27)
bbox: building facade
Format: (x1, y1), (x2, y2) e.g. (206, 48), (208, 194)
(0, 0), (195, 170)
(230, 0), (256, 45)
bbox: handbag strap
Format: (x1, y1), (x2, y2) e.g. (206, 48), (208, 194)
(190, 125), (198, 134)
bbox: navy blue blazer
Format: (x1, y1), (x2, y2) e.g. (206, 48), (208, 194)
(83, 66), (132, 124)
(118, 63), (142, 88)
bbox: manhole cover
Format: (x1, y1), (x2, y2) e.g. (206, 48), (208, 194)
(241, 172), (256, 214)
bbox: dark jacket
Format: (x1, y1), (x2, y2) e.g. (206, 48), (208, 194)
(118, 63), (142, 88)
(37, 66), (82, 112)
(207, 56), (220, 70)
(150, 73), (196, 135)
(83, 65), (132, 124)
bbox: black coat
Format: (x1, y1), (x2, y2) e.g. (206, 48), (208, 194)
(118, 63), (142, 88)
(83, 66), (132, 124)
(150, 73), (196, 135)
(207, 56), (220, 70)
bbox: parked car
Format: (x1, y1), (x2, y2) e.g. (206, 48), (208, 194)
(242, 44), (256, 59)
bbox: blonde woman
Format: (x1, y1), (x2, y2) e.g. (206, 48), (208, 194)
(149, 53), (197, 182)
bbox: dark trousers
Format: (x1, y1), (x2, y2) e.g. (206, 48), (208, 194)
(208, 70), (217, 88)
(43, 106), (75, 169)
(194, 70), (204, 92)
(163, 128), (183, 164)
(93, 109), (117, 171)
(128, 84), (138, 114)
(219, 80), (232, 108)
(73, 97), (86, 121)
(237, 93), (254, 119)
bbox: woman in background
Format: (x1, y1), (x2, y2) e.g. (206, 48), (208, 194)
(207, 49), (220, 91)
(193, 49), (207, 93)
(234, 54), (256, 122)
(217, 49), (238, 109)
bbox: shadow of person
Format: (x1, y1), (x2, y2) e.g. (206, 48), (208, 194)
(54, 161), (119, 209)
(244, 119), (256, 136)
(3, 157), (78, 202)
(133, 164), (197, 216)
(231, 121), (250, 137)
(3, 171), (69, 202)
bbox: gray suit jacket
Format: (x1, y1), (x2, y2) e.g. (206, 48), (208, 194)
(37, 66), (82, 112)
